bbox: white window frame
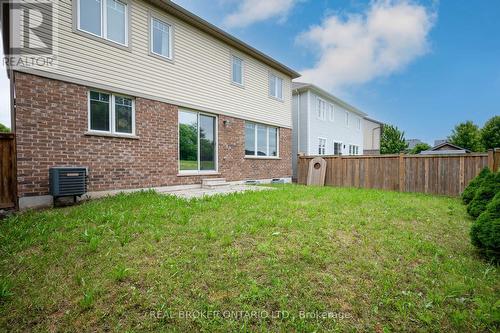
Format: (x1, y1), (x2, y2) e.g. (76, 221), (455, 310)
(317, 98), (326, 120)
(348, 144), (360, 155)
(356, 117), (361, 130)
(77, 0), (129, 47)
(333, 141), (342, 155)
(150, 15), (173, 60)
(87, 90), (136, 136)
(345, 111), (350, 127)
(318, 137), (327, 155)
(178, 110), (218, 174)
(245, 122), (280, 158)
(231, 54), (244, 86)
(269, 73), (284, 101)
(328, 103), (335, 122)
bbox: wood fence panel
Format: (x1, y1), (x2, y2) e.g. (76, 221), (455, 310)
(0, 133), (16, 210)
(297, 151), (497, 196)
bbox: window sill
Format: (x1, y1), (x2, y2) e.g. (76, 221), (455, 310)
(73, 29), (132, 52)
(269, 95), (285, 103)
(244, 156), (281, 160)
(85, 131), (139, 140)
(148, 51), (175, 64)
(177, 171), (221, 177)
(231, 81), (245, 89)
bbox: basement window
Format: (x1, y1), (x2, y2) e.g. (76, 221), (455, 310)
(88, 91), (135, 135)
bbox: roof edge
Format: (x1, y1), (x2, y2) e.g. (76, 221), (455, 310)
(292, 82), (367, 117)
(149, 0), (301, 79)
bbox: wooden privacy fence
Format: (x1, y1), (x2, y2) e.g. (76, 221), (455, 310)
(0, 133), (17, 210)
(297, 149), (500, 197)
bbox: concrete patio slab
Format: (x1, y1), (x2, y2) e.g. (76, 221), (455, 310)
(157, 184), (274, 199)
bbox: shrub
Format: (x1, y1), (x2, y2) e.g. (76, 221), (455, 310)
(470, 192), (500, 260)
(462, 168), (491, 204)
(467, 172), (500, 219)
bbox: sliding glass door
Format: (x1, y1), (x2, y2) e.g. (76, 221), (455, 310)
(179, 110), (217, 172)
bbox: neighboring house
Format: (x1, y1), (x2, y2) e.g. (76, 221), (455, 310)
(291, 82), (367, 177)
(434, 139), (448, 146)
(406, 139), (423, 150)
(3, 0), (300, 209)
(364, 118), (384, 155)
(420, 142), (471, 155)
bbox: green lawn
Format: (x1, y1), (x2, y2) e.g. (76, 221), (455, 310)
(0, 185), (498, 332)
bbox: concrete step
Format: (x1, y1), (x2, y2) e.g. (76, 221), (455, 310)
(202, 178), (229, 189)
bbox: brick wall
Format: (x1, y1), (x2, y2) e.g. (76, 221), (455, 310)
(14, 72), (292, 197)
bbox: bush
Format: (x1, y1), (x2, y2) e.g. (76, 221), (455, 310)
(462, 168), (491, 204)
(471, 192), (500, 260)
(467, 172), (500, 219)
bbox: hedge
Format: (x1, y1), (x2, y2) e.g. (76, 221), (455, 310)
(470, 192), (500, 260)
(467, 172), (500, 219)
(462, 168), (491, 204)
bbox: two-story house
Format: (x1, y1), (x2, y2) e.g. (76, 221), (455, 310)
(3, 0), (300, 209)
(292, 82), (367, 178)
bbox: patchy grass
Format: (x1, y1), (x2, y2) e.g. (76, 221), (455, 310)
(0, 185), (498, 332)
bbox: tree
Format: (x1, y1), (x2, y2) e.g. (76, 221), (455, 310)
(481, 116), (500, 150)
(448, 121), (483, 152)
(409, 143), (431, 154)
(0, 123), (10, 133)
(380, 124), (408, 154)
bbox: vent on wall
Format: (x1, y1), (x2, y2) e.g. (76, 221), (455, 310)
(49, 167), (88, 203)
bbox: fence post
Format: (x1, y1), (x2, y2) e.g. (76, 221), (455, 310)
(488, 150), (494, 171)
(459, 156), (465, 194)
(399, 154), (405, 192)
(494, 148), (500, 172)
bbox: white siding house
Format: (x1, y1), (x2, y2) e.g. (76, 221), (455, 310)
(292, 82), (368, 177)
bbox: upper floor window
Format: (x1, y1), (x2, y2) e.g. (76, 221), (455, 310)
(77, 0), (128, 46)
(245, 122), (279, 157)
(356, 117), (361, 130)
(317, 98), (326, 120)
(345, 111), (350, 127)
(269, 73), (283, 100)
(151, 16), (172, 59)
(89, 90), (135, 135)
(328, 104), (335, 121)
(318, 138), (326, 155)
(232, 55), (244, 85)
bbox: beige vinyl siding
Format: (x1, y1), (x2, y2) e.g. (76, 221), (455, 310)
(16, 0), (292, 128)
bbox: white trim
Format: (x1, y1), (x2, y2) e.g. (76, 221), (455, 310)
(328, 103), (335, 122)
(333, 140), (342, 156)
(178, 109), (219, 174)
(76, 0), (129, 47)
(318, 137), (327, 155)
(345, 111), (350, 127)
(231, 54), (245, 87)
(149, 14), (174, 61)
(268, 71), (284, 101)
(88, 90), (136, 136)
(316, 97), (327, 121)
(244, 121), (280, 158)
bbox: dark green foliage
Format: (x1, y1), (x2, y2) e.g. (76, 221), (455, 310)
(480, 116), (500, 150)
(462, 168), (491, 204)
(470, 192), (500, 260)
(380, 124), (408, 154)
(448, 121), (484, 152)
(0, 123), (10, 133)
(409, 143), (431, 154)
(467, 172), (500, 218)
